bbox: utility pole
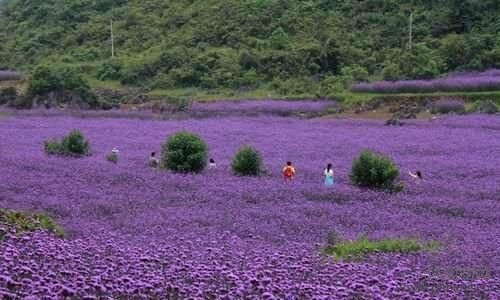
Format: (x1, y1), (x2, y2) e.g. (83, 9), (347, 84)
(409, 12), (413, 51)
(110, 20), (115, 58)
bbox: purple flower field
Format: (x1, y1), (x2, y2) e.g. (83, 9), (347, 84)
(0, 114), (499, 299)
(0, 70), (21, 81)
(351, 69), (500, 93)
(190, 100), (335, 116)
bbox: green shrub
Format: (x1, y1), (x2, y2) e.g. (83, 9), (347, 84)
(161, 131), (207, 173)
(350, 150), (400, 191)
(60, 130), (91, 156)
(106, 152), (118, 163)
(381, 63), (404, 81)
(44, 139), (62, 155)
(27, 64), (96, 106)
(318, 75), (352, 97)
(0, 87), (18, 105)
(231, 146), (263, 176)
(0, 209), (64, 238)
(97, 61), (123, 81)
(341, 65), (369, 82)
(28, 64), (62, 96)
(44, 129), (91, 157)
(469, 100), (498, 114)
(272, 77), (317, 96)
(325, 236), (435, 259)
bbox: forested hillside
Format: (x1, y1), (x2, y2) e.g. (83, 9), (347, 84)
(0, 0), (499, 93)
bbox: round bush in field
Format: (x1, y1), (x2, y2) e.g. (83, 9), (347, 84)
(161, 131), (207, 173)
(231, 146), (263, 176)
(44, 129), (91, 157)
(350, 150), (400, 191)
(61, 130), (91, 156)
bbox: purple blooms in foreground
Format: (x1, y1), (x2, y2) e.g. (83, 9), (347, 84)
(0, 114), (499, 298)
(351, 69), (500, 93)
(0, 70), (22, 81)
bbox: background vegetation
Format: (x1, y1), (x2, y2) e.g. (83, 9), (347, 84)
(0, 0), (499, 97)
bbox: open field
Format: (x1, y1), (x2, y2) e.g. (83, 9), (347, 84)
(0, 114), (499, 298)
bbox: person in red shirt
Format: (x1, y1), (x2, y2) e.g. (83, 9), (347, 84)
(283, 161), (296, 181)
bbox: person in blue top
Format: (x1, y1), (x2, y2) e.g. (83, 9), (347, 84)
(323, 163), (334, 187)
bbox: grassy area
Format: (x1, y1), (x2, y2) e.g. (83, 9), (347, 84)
(325, 236), (439, 260)
(110, 83), (500, 106)
(0, 209), (64, 239)
(87, 78), (123, 90)
(59, 76), (500, 109)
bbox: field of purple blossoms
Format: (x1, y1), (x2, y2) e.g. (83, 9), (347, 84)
(0, 114), (499, 299)
(189, 100), (335, 117)
(351, 69), (500, 94)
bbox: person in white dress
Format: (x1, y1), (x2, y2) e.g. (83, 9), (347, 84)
(409, 171), (422, 181)
(208, 158), (217, 169)
(148, 152), (160, 168)
(324, 163), (334, 187)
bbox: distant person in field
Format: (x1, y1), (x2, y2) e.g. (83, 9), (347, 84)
(208, 158), (217, 169)
(324, 163), (334, 187)
(283, 161), (296, 181)
(148, 152), (159, 168)
(409, 171), (422, 182)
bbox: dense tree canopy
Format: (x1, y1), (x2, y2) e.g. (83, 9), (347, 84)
(0, 0), (499, 91)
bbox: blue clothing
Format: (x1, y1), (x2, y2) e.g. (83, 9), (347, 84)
(324, 169), (334, 187)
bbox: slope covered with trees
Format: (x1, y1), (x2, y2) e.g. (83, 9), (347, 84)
(0, 0), (499, 95)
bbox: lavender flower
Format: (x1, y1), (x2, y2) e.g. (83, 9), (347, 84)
(0, 114), (498, 298)
(351, 69), (500, 93)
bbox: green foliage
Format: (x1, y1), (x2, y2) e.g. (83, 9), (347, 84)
(272, 77), (317, 96)
(318, 75), (347, 97)
(468, 100), (498, 114)
(43, 139), (62, 155)
(350, 150), (400, 191)
(0, 209), (64, 238)
(106, 152), (118, 163)
(27, 64), (96, 105)
(341, 65), (369, 82)
(44, 129), (91, 157)
(0, 0), (499, 94)
(0, 87), (17, 105)
(28, 65), (62, 96)
(381, 63), (404, 81)
(97, 61), (123, 81)
(325, 236), (435, 260)
(231, 146), (263, 176)
(161, 131), (207, 173)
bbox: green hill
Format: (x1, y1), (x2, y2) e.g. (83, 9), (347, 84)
(0, 0), (499, 97)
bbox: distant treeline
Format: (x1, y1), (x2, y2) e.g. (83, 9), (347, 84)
(0, 0), (499, 93)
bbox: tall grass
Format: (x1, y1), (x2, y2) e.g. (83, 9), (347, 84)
(325, 236), (438, 259)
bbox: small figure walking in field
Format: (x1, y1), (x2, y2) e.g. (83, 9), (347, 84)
(148, 152), (160, 168)
(324, 163), (334, 187)
(409, 170), (422, 182)
(283, 161), (296, 182)
(106, 147), (119, 163)
(208, 158), (217, 169)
